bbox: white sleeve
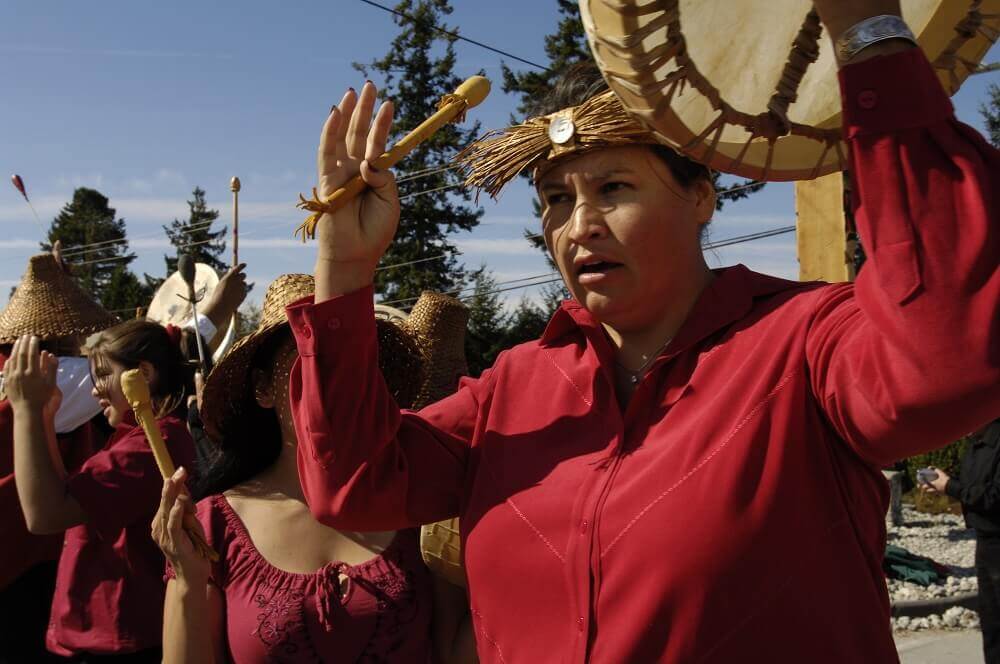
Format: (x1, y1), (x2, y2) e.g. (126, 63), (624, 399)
(181, 312), (218, 344)
(54, 356), (102, 433)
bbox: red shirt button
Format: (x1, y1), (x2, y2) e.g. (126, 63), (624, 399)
(327, 318), (341, 330)
(579, 520), (588, 534)
(858, 89), (878, 110)
(577, 616), (585, 632)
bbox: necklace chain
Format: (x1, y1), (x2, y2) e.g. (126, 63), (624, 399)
(615, 336), (673, 385)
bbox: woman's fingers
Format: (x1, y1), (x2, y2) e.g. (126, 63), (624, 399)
(318, 106), (343, 167)
(26, 335), (39, 371)
(347, 81), (377, 158)
(152, 478), (175, 546)
(167, 497), (187, 547)
(360, 100), (396, 191)
(365, 100), (394, 164)
(7, 337), (18, 373)
(334, 88), (358, 158)
(41, 352), (57, 384)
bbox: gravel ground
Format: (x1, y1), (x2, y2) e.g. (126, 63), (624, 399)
(887, 506), (980, 632)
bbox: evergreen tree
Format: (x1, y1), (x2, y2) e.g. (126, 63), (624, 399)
(236, 301), (262, 340)
(981, 83), (1000, 148)
(355, 0), (483, 303)
(42, 187), (150, 311)
(463, 268), (509, 376)
(101, 264), (154, 315)
(156, 187), (227, 284)
(500, 0), (589, 120)
(501, 297), (550, 349)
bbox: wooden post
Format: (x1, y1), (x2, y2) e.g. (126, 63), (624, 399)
(795, 171), (855, 283)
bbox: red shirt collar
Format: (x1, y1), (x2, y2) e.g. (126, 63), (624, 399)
(540, 265), (807, 354)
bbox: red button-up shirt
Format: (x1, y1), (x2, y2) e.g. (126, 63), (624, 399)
(47, 411), (195, 656)
(287, 49), (1000, 663)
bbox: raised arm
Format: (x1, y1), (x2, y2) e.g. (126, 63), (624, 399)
(804, 7), (1000, 465)
(155, 470), (227, 664)
(7, 335), (87, 534)
(288, 287), (487, 531)
(289, 80), (484, 531)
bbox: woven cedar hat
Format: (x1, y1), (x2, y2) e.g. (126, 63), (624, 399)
(0, 254), (117, 344)
(403, 292), (469, 409)
(200, 273), (431, 442)
(404, 292), (471, 589)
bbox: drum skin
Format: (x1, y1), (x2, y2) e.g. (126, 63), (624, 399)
(581, 0), (999, 180)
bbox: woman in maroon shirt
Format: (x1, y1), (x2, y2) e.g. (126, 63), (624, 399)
(5, 320), (196, 662)
(284, 1), (1000, 662)
(153, 274), (474, 664)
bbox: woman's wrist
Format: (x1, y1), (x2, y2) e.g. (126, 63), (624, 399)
(314, 256), (375, 299)
(813, 1), (903, 43)
(172, 570), (211, 594)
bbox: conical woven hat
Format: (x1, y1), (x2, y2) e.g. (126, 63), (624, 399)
(200, 274), (427, 442)
(0, 254), (117, 344)
(403, 292), (469, 409)
(405, 291), (470, 588)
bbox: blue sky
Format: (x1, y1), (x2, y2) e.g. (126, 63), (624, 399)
(1, 1), (997, 311)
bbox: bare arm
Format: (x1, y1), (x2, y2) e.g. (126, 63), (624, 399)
(163, 579), (226, 664)
(8, 335), (87, 534)
(155, 470), (225, 664)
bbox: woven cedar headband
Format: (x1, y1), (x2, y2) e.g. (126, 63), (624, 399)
(455, 89), (662, 200)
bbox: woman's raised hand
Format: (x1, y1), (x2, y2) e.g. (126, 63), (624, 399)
(153, 467), (211, 587)
(5, 335), (60, 417)
(314, 81), (400, 297)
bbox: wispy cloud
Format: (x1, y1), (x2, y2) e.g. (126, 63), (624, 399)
(0, 239), (44, 251)
(455, 237), (535, 255)
(54, 173), (105, 190)
(0, 44), (235, 60)
(126, 169), (189, 194)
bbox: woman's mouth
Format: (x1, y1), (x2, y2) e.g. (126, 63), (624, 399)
(577, 261), (623, 285)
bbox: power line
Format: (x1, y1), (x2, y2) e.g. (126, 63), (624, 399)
(386, 223), (799, 309)
(381, 269), (557, 307)
(356, 0), (548, 71)
(178, 220), (223, 235)
(399, 182), (464, 200)
(68, 253), (136, 267)
(704, 225), (796, 250)
(59, 237), (130, 256)
(399, 276), (562, 312)
(376, 253), (449, 271)
(396, 163), (458, 183)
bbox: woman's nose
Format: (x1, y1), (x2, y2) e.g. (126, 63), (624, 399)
(567, 200), (608, 244)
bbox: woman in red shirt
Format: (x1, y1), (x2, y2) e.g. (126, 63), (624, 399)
(153, 274), (475, 664)
(6, 320), (196, 662)
(284, 1), (1000, 662)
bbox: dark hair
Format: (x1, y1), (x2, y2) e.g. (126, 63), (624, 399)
(532, 61), (712, 190)
(191, 329), (289, 499)
(1, 335), (84, 360)
(88, 319), (193, 418)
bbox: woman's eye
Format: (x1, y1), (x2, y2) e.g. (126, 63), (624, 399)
(602, 181), (628, 194)
(545, 192), (571, 206)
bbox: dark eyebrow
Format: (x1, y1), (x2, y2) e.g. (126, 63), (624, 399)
(539, 181), (568, 195)
(539, 166), (636, 190)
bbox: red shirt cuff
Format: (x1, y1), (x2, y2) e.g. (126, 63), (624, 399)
(838, 47), (953, 139)
(285, 285), (376, 357)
